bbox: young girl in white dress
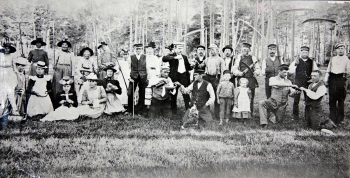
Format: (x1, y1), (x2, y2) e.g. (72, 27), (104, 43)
(232, 78), (252, 124)
(26, 61), (54, 120)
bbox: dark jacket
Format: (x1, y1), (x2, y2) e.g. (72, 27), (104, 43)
(55, 90), (78, 108)
(162, 53), (192, 83)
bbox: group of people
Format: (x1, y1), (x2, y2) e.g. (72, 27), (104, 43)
(0, 30), (349, 132)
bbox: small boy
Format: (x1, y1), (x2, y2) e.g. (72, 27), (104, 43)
(216, 70), (235, 125)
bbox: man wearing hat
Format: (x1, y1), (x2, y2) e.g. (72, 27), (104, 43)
(259, 64), (299, 128)
(98, 42), (114, 79)
(52, 39), (75, 99)
(175, 69), (215, 129)
(222, 45), (236, 84)
(147, 66), (176, 118)
(261, 44), (284, 98)
(194, 45), (206, 71)
(204, 44), (225, 118)
(324, 43), (350, 125)
(232, 42), (261, 114)
(14, 58), (29, 115)
(162, 42), (193, 114)
(126, 43), (148, 115)
(145, 42), (161, 80)
(27, 38), (49, 76)
(288, 46), (318, 120)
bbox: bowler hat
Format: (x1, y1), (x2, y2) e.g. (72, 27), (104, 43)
(222, 45), (233, 53)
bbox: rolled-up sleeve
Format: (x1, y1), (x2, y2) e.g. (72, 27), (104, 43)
(205, 83), (215, 106)
(304, 85), (327, 100)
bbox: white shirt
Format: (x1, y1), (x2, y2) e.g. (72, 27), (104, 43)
(177, 55), (186, 73)
(146, 55), (162, 79)
(324, 55), (350, 82)
(181, 81), (215, 106)
(205, 55), (225, 75)
(223, 57), (232, 71)
(304, 82), (327, 100)
(288, 58), (318, 74)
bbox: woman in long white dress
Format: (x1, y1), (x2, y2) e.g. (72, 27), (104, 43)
(0, 43), (18, 91)
(77, 73), (107, 118)
(115, 50), (130, 105)
(41, 76), (79, 121)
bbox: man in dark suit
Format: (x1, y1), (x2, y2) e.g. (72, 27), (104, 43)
(126, 44), (147, 115)
(162, 42), (194, 114)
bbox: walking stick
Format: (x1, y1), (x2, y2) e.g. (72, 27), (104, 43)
(112, 53), (128, 88)
(132, 80), (135, 118)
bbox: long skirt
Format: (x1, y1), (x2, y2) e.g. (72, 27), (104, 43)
(77, 104), (106, 118)
(41, 106), (79, 121)
(105, 93), (125, 114)
(0, 67), (18, 91)
(27, 95), (53, 117)
(52, 65), (73, 98)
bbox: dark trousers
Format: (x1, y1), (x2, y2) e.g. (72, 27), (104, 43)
(329, 74), (347, 124)
(305, 104), (323, 130)
(265, 77), (272, 99)
(127, 75), (147, 114)
(171, 72), (190, 113)
(149, 98), (172, 118)
(293, 81), (308, 118)
(204, 74), (220, 118)
(0, 115), (8, 130)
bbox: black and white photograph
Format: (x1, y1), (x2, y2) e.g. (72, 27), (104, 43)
(0, 0), (350, 177)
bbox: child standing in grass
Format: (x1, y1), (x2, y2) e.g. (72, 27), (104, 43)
(232, 78), (252, 124)
(216, 70), (235, 125)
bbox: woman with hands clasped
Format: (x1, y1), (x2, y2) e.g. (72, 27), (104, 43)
(77, 73), (107, 119)
(41, 76), (79, 121)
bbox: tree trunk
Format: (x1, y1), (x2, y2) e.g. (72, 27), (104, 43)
(261, 0), (266, 60)
(231, 0), (236, 50)
(130, 16), (133, 52)
(168, 0), (172, 43)
(200, 0), (204, 44)
(162, 1), (166, 48)
(252, 0), (258, 57)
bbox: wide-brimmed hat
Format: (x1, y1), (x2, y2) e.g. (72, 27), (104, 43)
(80, 64), (91, 72)
(3, 43), (16, 53)
(145, 42), (156, 48)
(14, 57), (29, 66)
(103, 63), (117, 72)
(59, 76), (74, 85)
(86, 73), (98, 81)
(57, 40), (72, 48)
(79, 47), (94, 56)
(37, 61), (47, 69)
(222, 45), (233, 53)
(31, 38), (47, 46)
(98, 42), (108, 49)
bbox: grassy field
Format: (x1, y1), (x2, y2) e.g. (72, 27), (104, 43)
(1, 72), (350, 178)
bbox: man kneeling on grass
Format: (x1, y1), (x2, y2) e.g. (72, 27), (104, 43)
(259, 64), (300, 128)
(299, 70), (336, 130)
(175, 69), (215, 129)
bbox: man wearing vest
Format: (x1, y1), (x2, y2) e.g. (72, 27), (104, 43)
(176, 69), (215, 129)
(162, 42), (193, 114)
(222, 45), (236, 85)
(299, 70), (327, 129)
(147, 66), (176, 118)
(324, 43), (350, 125)
(288, 46), (318, 120)
(261, 44), (284, 98)
(232, 42), (261, 114)
(259, 64), (299, 128)
(194, 45), (206, 71)
(126, 44), (148, 115)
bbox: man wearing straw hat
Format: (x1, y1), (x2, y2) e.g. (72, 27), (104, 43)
(324, 43), (350, 125)
(27, 38), (49, 76)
